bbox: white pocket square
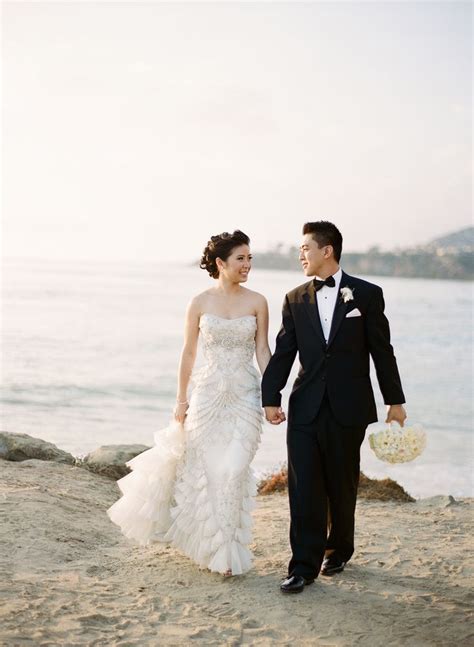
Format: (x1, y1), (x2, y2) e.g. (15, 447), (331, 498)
(346, 308), (362, 318)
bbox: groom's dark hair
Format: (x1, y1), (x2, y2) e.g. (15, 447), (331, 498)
(303, 221), (343, 262)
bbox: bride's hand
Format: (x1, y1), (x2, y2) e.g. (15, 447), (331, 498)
(174, 401), (189, 424)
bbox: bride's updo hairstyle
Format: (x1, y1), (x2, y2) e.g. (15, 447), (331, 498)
(200, 230), (250, 279)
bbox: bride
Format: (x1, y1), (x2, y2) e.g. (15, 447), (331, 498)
(107, 230), (271, 576)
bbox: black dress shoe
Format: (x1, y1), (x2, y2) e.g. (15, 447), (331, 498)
(280, 575), (314, 594)
(320, 553), (346, 576)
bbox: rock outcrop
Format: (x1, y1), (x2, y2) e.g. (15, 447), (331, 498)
(0, 431), (75, 464)
(83, 444), (150, 479)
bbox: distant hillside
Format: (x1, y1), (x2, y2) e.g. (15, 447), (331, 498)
(427, 226), (474, 251)
(251, 227), (474, 280)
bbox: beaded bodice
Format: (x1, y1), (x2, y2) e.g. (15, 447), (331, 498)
(198, 314), (257, 369)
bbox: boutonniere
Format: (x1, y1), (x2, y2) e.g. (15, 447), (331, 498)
(340, 286), (354, 303)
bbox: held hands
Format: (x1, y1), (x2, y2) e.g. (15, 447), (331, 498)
(385, 404), (407, 427)
(264, 406), (286, 425)
(174, 401), (189, 424)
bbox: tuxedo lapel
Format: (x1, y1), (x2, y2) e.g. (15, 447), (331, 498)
(302, 281), (326, 347)
(327, 271), (353, 348)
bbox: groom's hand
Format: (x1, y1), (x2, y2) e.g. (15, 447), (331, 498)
(386, 404), (407, 427)
(264, 406), (286, 425)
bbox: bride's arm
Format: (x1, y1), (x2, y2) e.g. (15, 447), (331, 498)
(174, 298), (200, 423)
(255, 295), (271, 376)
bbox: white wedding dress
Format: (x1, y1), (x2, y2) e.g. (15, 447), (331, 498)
(106, 314), (263, 575)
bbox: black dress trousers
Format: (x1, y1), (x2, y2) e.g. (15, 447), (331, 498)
(287, 392), (367, 580)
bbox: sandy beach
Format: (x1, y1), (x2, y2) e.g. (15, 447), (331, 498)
(1, 456), (472, 646)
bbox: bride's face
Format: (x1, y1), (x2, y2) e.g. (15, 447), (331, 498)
(217, 244), (252, 282)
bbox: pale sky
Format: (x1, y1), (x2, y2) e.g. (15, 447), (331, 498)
(2, 1), (472, 262)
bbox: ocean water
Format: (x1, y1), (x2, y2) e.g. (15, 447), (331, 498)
(1, 258), (472, 498)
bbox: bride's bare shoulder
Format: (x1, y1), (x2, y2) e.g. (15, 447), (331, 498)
(187, 289), (214, 314)
(241, 287), (268, 306)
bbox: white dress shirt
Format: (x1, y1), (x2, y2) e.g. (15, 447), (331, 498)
(315, 267), (342, 343)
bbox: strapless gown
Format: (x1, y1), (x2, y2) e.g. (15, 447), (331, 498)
(106, 314), (263, 575)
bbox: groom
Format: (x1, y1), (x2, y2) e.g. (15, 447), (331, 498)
(262, 221), (406, 594)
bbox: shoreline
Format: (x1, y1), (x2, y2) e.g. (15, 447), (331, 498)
(1, 430), (471, 500)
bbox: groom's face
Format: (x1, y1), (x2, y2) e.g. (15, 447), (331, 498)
(299, 233), (327, 277)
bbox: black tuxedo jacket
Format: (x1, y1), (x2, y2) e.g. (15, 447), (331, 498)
(261, 271), (405, 427)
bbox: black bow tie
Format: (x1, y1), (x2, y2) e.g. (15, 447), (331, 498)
(313, 276), (336, 291)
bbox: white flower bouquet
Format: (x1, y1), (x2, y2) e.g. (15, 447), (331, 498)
(368, 423), (426, 464)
